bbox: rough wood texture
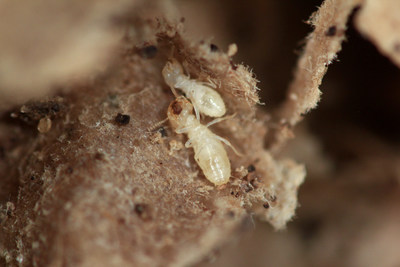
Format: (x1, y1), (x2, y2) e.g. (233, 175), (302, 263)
(0, 17), (304, 266)
(267, 0), (363, 150)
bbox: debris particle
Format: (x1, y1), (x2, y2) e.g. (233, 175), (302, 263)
(134, 204), (146, 215)
(37, 117), (52, 133)
(66, 167), (73, 174)
(210, 43), (219, 52)
(325, 26), (337, 36)
(247, 164), (256, 173)
(158, 127), (167, 137)
(51, 103), (60, 112)
(138, 45), (158, 59)
(115, 113), (130, 125)
(134, 204), (151, 220)
(263, 203), (270, 209)
(94, 153), (104, 160)
(242, 183), (252, 193)
(226, 211), (235, 218)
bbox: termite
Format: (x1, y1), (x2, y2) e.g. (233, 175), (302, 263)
(168, 96), (240, 186)
(162, 59), (226, 120)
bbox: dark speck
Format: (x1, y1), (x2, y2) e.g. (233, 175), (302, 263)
(139, 45), (158, 59)
(227, 211), (235, 218)
(158, 127), (167, 137)
(243, 184), (252, 193)
(134, 204), (146, 216)
(115, 113), (130, 125)
(325, 26), (337, 36)
(0, 147), (4, 159)
(51, 103), (60, 113)
(7, 210), (12, 216)
(180, 17), (185, 23)
(30, 175), (35, 181)
(263, 202), (270, 209)
(247, 164), (256, 172)
(66, 167), (73, 174)
(94, 153), (104, 160)
(210, 43), (219, 52)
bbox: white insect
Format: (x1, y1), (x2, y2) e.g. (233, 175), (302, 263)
(162, 59), (226, 120)
(168, 96), (240, 186)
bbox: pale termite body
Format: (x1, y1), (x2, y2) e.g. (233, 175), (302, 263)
(167, 96), (231, 186)
(162, 59), (226, 120)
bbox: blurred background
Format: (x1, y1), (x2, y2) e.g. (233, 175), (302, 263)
(176, 1), (400, 266)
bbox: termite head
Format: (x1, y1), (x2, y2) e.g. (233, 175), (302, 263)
(167, 96), (194, 130)
(162, 59), (184, 88)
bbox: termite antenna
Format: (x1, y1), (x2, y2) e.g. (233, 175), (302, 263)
(215, 135), (243, 157)
(206, 113), (236, 128)
(147, 118), (168, 132)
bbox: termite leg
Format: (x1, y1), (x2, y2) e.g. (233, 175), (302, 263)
(194, 104), (201, 121)
(215, 135), (243, 157)
(206, 113), (236, 128)
(176, 126), (191, 134)
(169, 86), (180, 97)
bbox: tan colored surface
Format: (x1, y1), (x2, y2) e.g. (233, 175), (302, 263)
(268, 0), (363, 150)
(0, 17), (304, 266)
(356, 0), (400, 68)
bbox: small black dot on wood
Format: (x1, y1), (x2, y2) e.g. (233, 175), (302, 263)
(51, 103), (60, 113)
(247, 164), (256, 172)
(263, 203), (270, 209)
(94, 153), (104, 160)
(115, 113), (130, 125)
(325, 26), (337, 37)
(227, 211), (235, 218)
(139, 45), (158, 59)
(158, 127), (167, 137)
(66, 167), (73, 174)
(210, 43), (218, 52)
(243, 184), (252, 193)
(30, 175), (35, 181)
(134, 204), (146, 216)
